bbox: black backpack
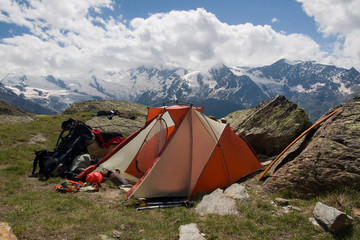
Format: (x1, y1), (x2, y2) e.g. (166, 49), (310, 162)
(32, 118), (93, 179)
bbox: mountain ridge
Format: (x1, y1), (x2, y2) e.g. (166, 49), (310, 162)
(1, 59), (359, 122)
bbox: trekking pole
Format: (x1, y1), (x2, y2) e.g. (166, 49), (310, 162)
(136, 200), (194, 210)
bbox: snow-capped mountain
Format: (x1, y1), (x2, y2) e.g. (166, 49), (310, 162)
(1, 59), (359, 122)
(241, 59), (360, 121)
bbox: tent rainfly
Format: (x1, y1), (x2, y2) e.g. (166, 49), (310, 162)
(77, 104), (263, 199)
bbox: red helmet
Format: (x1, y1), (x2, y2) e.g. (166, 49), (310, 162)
(86, 171), (103, 184)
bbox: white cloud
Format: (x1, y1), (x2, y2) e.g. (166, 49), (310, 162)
(297, 0), (360, 69)
(271, 17), (279, 23)
(0, 1), (329, 78)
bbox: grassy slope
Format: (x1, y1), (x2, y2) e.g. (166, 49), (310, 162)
(0, 112), (359, 239)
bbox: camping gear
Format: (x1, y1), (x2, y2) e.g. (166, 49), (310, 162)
(32, 118), (125, 179)
(32, 118), (93, 178)
(91, 129), (125, 148)
(91, 109), (136, 120)
(87, 130), (124, 159)
(70, 154), (92, 172)
(136, 200), (194, 210)
(86, 171), (103, 184)
(55, 180), (85, 193)
(77, 102), (263, 199)
(106, 170), (129, 186)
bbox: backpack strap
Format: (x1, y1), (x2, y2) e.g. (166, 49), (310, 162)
(32, 150), (51, 175)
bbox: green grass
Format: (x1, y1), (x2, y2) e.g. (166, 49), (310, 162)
(0, 114), (359, 239)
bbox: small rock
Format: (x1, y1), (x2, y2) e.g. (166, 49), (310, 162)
(280, 205), (302, 214)
(313, 202), (353, 233)
(261, 160), (273, 166)
(274, 198), (289, 206)
(224, 183), (251, 201)
(309, 217), (321, 227)
(111, 229), (122, 238)
(179, 223), (205, 240)
(289, 205), (302, 212)
(353, 207), (360, 218)
(0, 222), (17, 240)
(282, 206), (291, 214)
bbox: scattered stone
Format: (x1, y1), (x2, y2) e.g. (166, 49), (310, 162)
(274, 198), (289, 206)
(289, 205), (302, 212)
(224, 183), (251, 201)
(353, 207), (360, 218)
(28, 133), (47, 145)
(281, 205), (302, 214)
(313, 202), (353, 233)
(0, 222), (17, 240)
(282, 206), (291, 214)
(195, 189), (239, 216)
(179, 223), (205, 240)
(111, 229), (122, 238)
(309, 217), (321, 227)
(261, 160), (273, 166)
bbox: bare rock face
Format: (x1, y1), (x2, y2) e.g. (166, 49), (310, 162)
(225, 95), (311, 157)
(263, 95), (360, 198)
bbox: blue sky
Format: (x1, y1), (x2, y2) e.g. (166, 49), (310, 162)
(0, 0), (359, 78)
(118, 0), (316, 35)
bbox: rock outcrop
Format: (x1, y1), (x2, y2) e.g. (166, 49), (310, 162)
(263, 94), (360, 198)
(0, 100), (33, 124)
(225, 95), (312, 158)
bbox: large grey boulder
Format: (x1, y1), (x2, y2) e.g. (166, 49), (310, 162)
(263, 95), (360, 198)
(195, 189), (239, 216)
(313, 202), (353, 233)
(225, 95), (311, 158)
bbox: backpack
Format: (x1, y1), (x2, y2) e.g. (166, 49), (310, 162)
(33, 118), (94, 179)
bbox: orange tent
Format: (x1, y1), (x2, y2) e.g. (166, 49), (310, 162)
(79, 103), (263, 199)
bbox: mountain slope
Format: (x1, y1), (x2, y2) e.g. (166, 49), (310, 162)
(0, 81), (55, 114)
(1, 59), (359, 121)
(243, 59), (360, 121)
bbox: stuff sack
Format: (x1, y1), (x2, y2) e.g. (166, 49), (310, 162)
(87, 129), (124, 159)
(33, 118), (94, 179)
(70, 153), (93, 173)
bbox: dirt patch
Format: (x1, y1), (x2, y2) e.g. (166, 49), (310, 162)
(25, 175), (56, 192)
(0, 115), (33, 124)
(26, 174), (128, 208)
(28, 133), (48, 145)
(82, 186), (125, 207)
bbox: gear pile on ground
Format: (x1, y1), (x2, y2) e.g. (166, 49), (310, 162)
(32, 118), (125, 182)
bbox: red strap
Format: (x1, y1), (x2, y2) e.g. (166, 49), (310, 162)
(101, 136), (125, 148)
(92, 129), (104, 145)
(91, 129), (124, 148)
